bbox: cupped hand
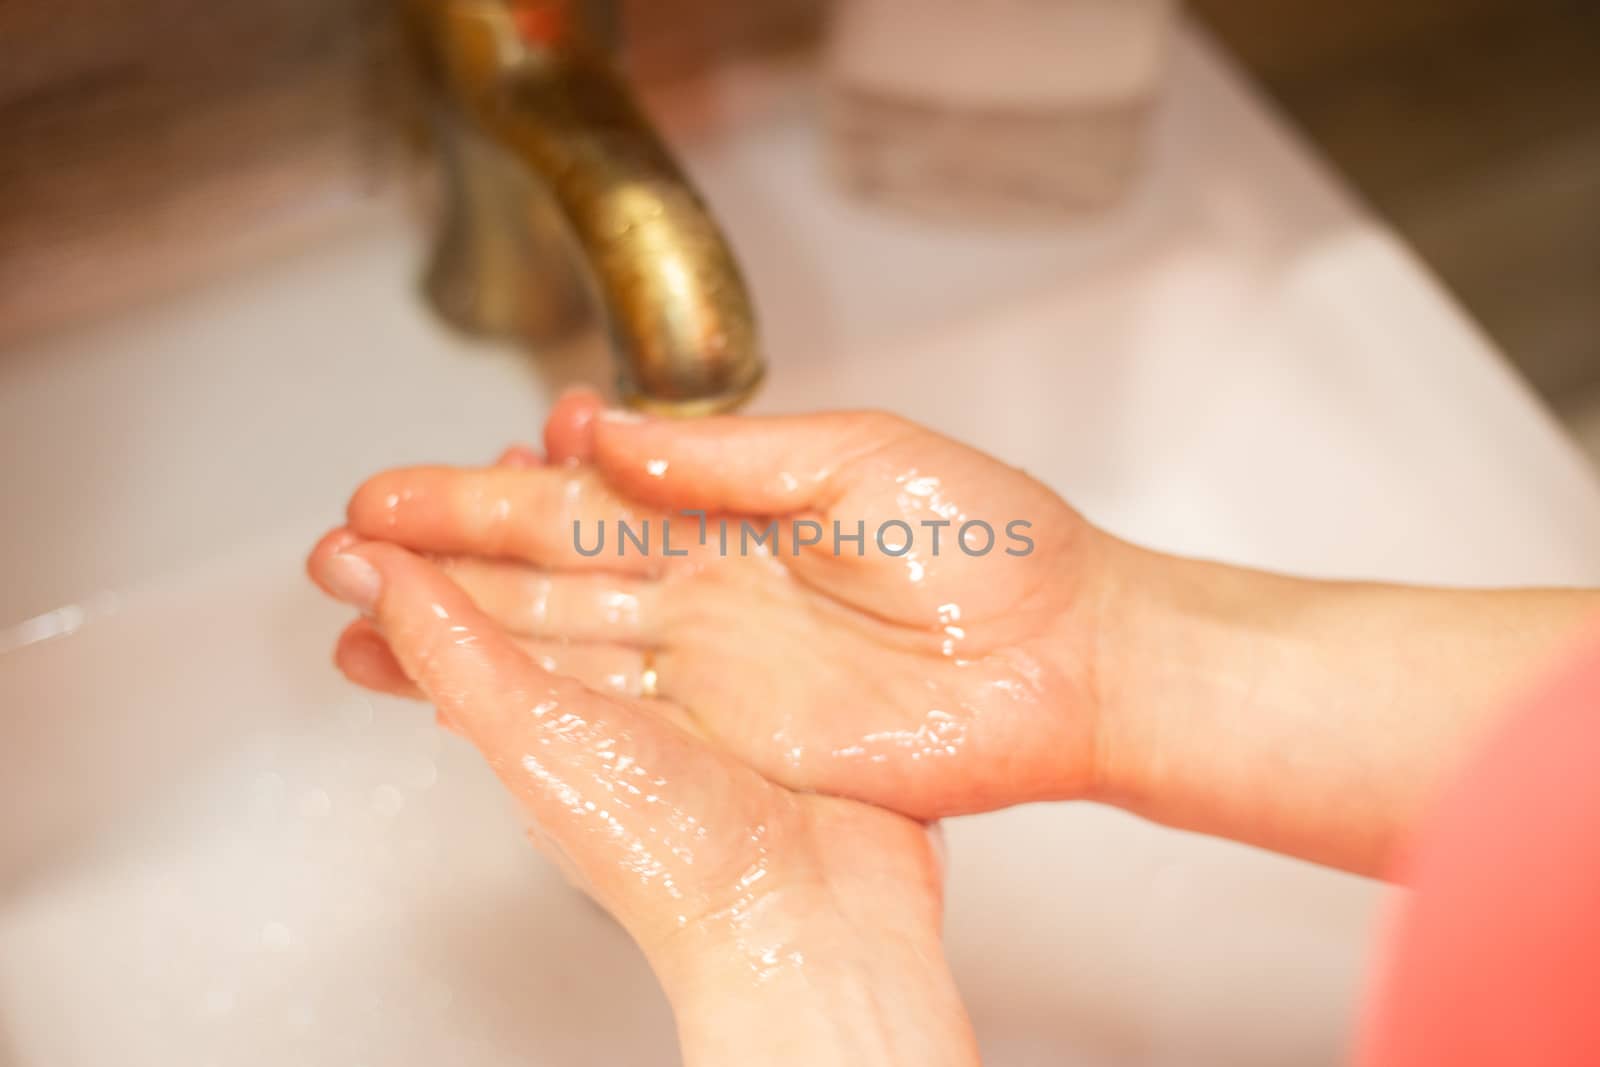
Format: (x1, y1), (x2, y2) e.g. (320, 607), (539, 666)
(306, 530), (975, 1066)
(332, 392), (1119, 819)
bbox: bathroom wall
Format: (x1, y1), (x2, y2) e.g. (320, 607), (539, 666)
(0, 0), (821, 348)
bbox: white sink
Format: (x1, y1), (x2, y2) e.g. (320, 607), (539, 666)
(5, 32), (1600, 1067)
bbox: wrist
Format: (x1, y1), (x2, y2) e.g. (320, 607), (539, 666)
(1083, 541), (1426, 871)
(651, 886), (978, 1067)
(1076, 531), (1600, 874)
(1055, 531), (1184, 809)
(1080, 537), (1257, 815)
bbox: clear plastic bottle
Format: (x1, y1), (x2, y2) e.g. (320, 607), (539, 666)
(825, 0), (1178, 222)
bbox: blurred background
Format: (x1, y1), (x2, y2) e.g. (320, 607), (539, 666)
(1192, 0), (1600, 454)
(3, 1), (1595, 451)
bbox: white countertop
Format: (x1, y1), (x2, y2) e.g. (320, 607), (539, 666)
(3, 27), (1600, 1067)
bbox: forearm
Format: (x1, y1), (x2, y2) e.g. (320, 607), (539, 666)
(1094, 539), (1598, 876)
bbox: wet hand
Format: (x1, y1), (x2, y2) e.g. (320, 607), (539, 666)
(306, 532), (977, 1065)
(332, 391), (1118, 819)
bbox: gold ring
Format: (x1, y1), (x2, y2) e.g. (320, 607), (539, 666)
(640, 650), (660, 700)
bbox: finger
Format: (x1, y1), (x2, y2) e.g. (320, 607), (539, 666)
(307, 526), (363, 600)
(345, 465), (664, 575)
(438, 558), (661, 644)
(544, 386), (607, 464)
(336, 618), (425, 699)
(313, 537), (732, 883)
(495, 444), (544, 469)
(318, 543), (643, 751)
(317, 539), (585, 732)
(336, 617), (652, 699)
(591, 409), (919, 514)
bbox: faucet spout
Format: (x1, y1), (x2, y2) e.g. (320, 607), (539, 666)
(409, 0), (765, 415)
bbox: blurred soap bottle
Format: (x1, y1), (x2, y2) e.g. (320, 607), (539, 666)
(825, 0), (1178, 222)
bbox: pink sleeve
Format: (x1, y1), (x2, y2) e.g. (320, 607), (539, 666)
(1359, 627), (1600, 1067)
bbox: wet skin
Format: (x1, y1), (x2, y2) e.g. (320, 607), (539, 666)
(308, 529), (978, 1066)
(321, 390), (1113, 821)
(314, 393), (1600, 880)
(306, 394), (1093, 1061)
(308, 391), (1600, 1062)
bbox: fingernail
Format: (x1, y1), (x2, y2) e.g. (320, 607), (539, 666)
(325, 552), (382, 613)
(598, 407), (647, 425)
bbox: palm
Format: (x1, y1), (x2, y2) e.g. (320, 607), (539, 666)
(485, 672), (946, 949)
(336, 404), (1106, 819)
(642, 435), (1100, 816)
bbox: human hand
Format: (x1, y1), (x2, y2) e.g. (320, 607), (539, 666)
(307, 529), (978, 1065)
(331, 390), (1119, 820)
(322, 391), (1600, 877)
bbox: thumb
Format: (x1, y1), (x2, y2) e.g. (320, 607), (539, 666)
(591, 409), (919, 515)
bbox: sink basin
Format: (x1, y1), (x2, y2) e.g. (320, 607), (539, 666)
(0, 530), (1380, 1067)
(5, 33), (1600, 1067)
(0, 529), (1373, 1067)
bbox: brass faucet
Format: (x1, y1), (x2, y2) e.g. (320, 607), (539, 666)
(404, 0), (765, 415)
